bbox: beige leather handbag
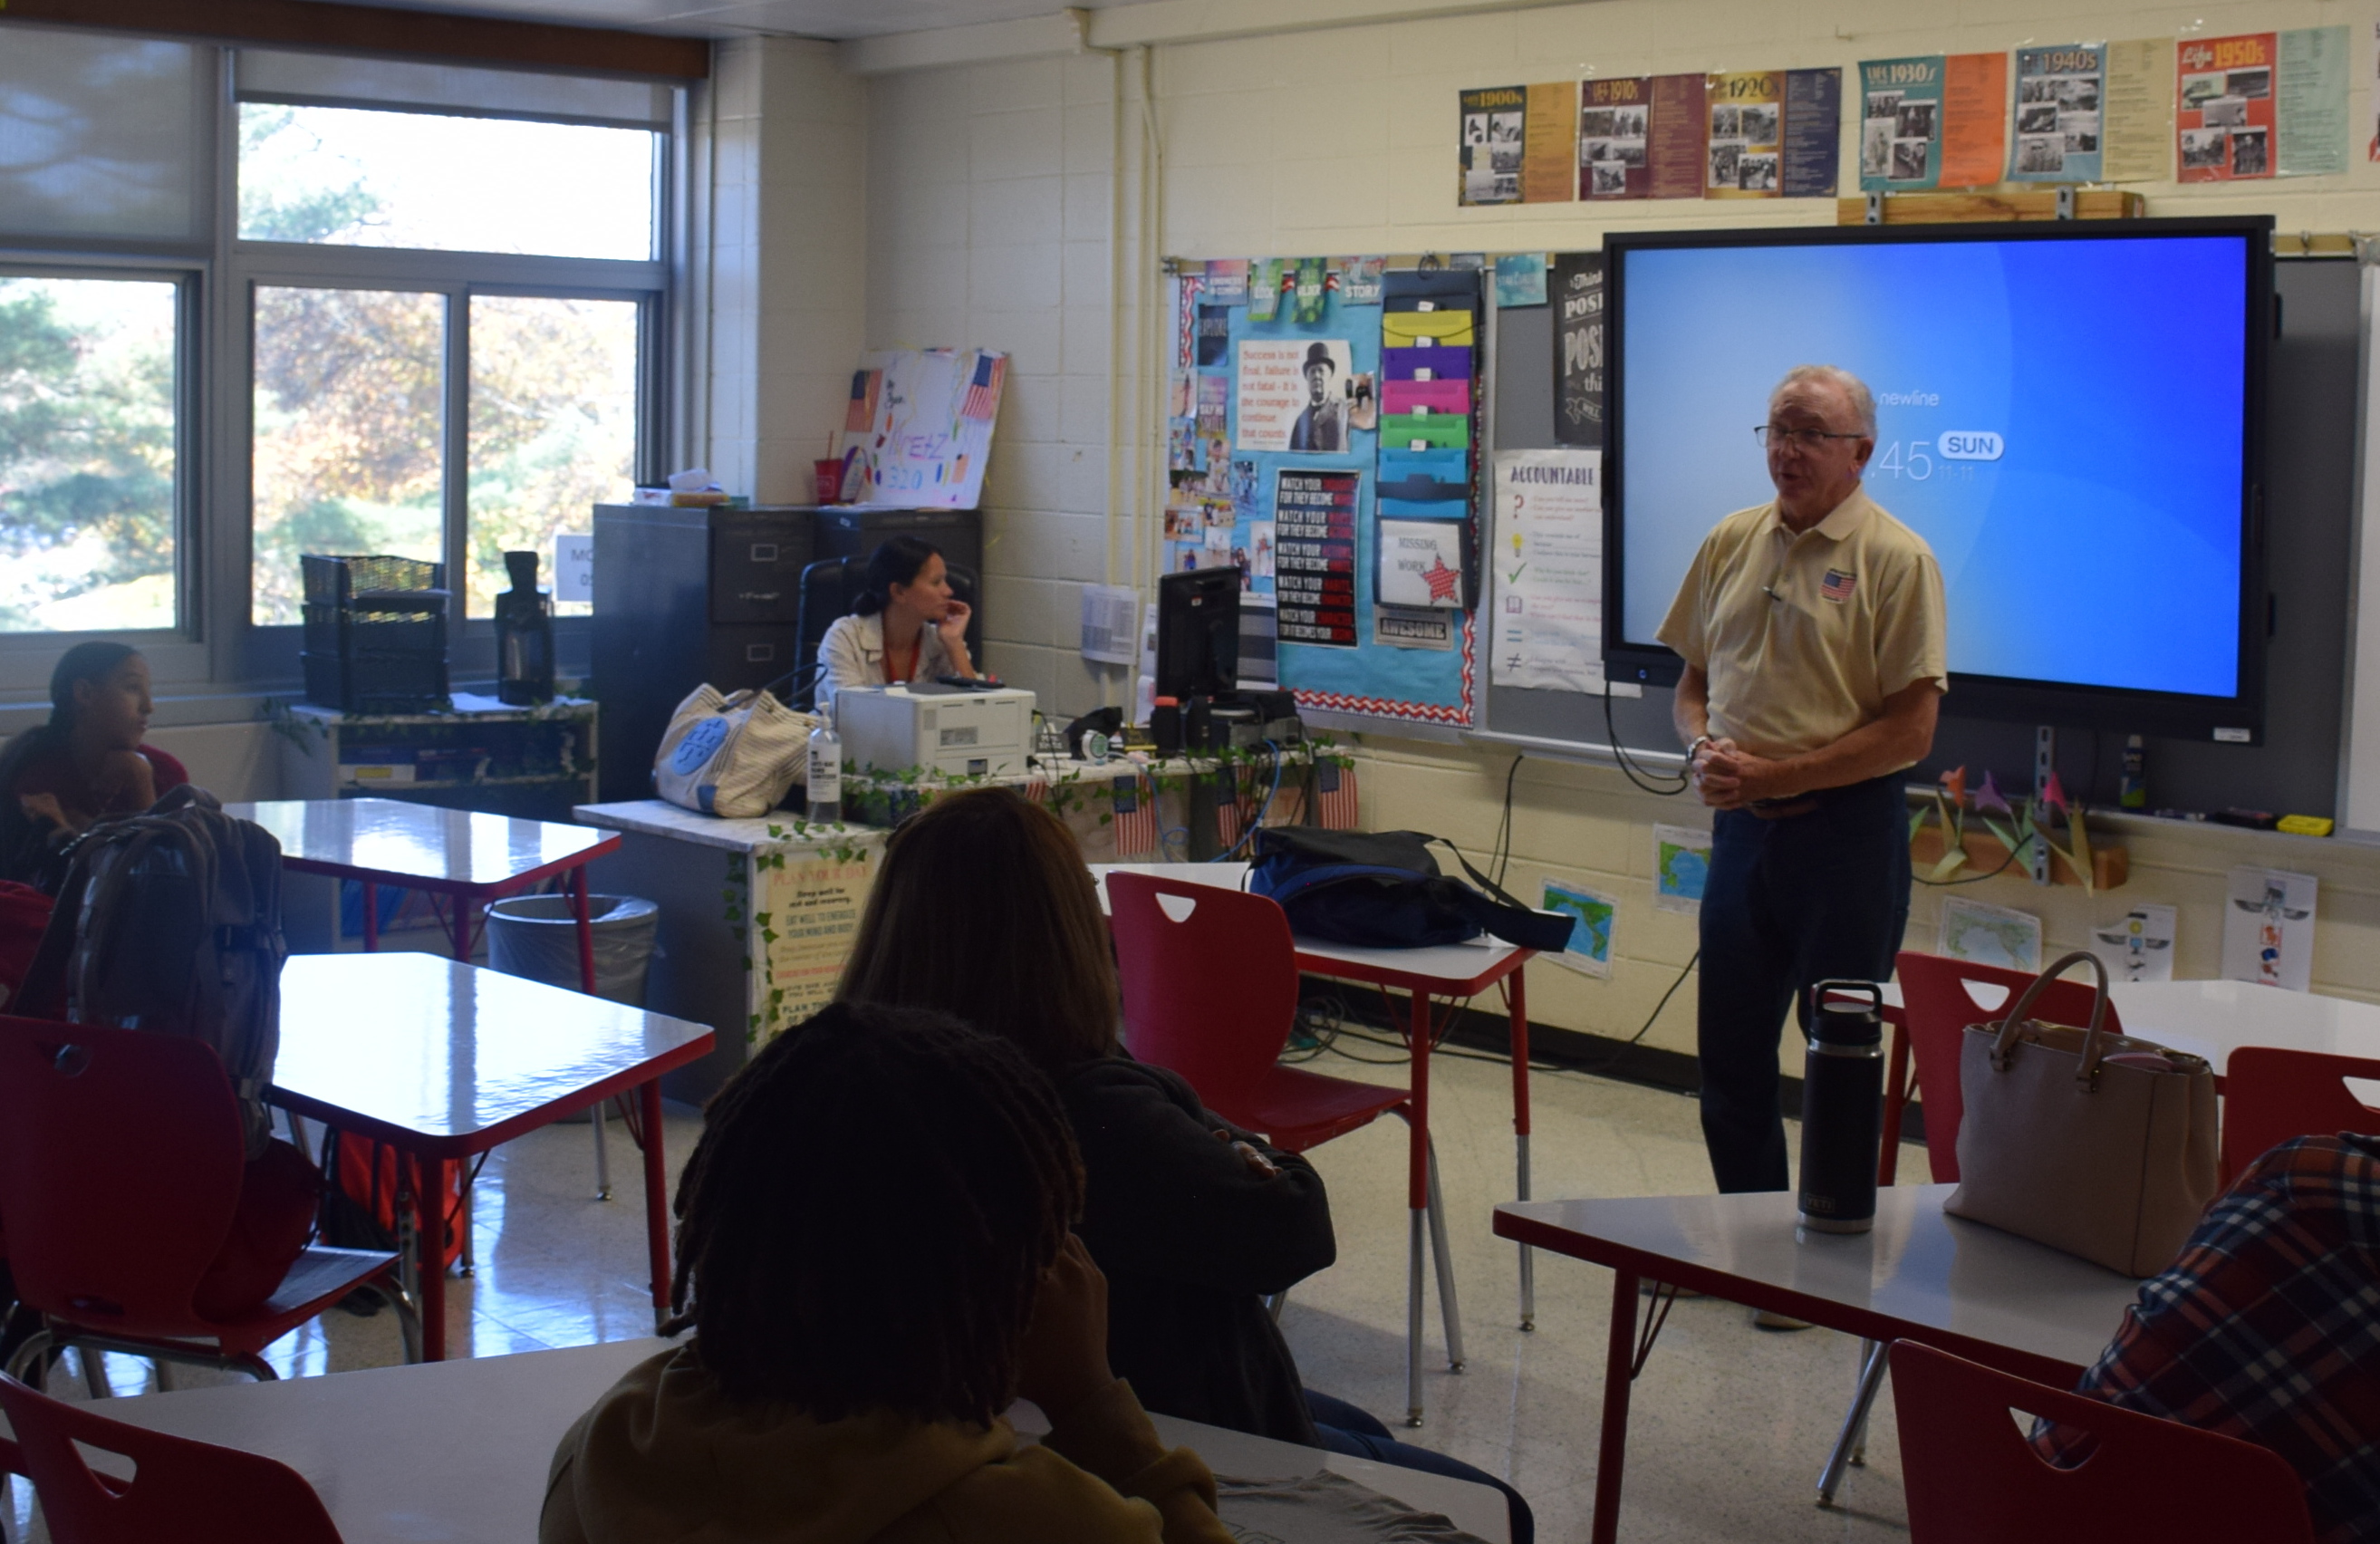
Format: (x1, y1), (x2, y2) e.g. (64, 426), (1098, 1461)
(1943, 951), (2221, 1277)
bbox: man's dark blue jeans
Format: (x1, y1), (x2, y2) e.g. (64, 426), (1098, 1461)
(1695, 772), (1913, 1194)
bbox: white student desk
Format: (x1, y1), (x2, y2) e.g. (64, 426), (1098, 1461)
(1494, 1184), (2141, 1544)
(1089, 863), (1543, 1430)
(65, 1337), (1509, 1543)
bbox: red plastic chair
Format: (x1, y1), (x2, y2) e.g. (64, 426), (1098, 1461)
(1893, 951), (2125, 1183)
(1105, 873), (1461, 1361)
(0, 1017), (416, 1391)
(2221, 1047), (2380, 1183)
(0, 1369), (342, 1542)
(1892, 1342), (2313, 1544)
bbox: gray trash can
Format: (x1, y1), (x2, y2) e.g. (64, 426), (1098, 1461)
(487, 893), (660, 1006)
(487, 894), (660, 1129)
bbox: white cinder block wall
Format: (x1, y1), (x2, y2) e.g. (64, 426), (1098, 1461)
(849, 0), (2380, 1062)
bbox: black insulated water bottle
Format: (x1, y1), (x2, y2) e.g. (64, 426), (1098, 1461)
(1797, 979), (1884, 1233)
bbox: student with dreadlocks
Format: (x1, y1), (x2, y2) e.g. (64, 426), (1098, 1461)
(539, 1000), (1233, 1544)
(839, 787), (1536, 1544)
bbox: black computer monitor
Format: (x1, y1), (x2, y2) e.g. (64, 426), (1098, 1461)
(1155, 567), (1239, 701)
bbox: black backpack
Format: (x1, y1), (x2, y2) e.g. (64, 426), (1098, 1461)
(20, 786), (288, 1158)
(1249, 828), (1577, 953)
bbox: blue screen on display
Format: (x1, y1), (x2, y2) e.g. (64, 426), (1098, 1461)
(1616, 234), (2250, 699)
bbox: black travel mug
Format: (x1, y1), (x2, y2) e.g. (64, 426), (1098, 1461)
(1797, 979), (1884, 1234)
(1151, 697), (1183, 757)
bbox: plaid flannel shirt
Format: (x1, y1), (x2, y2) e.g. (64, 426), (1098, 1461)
(2036, 1133), (2380, 1543)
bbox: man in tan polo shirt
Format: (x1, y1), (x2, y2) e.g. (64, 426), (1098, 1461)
(1658, 363), (1947, 1205)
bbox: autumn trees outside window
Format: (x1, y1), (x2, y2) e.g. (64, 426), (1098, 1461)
(0, 25), (673, 677)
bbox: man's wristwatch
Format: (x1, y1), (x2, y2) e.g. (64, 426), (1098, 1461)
(1686, 733), (1714, 765)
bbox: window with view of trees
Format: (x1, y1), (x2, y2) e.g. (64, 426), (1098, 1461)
(0, 276), (180, 632)
(0, 23), (670, 662)
(239, 101), (659, 627)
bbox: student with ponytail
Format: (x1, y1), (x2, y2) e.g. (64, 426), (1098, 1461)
(0, 642), (188, 885)
(815, 536), (978, 711)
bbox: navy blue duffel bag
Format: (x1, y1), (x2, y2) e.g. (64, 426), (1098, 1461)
(1248, 827), (1576, 953)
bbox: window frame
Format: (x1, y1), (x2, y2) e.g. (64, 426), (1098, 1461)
(0, 38), (676, 715)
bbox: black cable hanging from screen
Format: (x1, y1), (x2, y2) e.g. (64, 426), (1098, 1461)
(1604, 680), (1691, 796)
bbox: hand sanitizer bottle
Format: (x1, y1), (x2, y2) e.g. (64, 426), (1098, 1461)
(806, 709), (843, 825)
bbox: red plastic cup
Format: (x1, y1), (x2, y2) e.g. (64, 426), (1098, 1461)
(814, 458), (843, 505)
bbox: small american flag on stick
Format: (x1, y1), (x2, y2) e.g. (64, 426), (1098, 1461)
(959, 353), (1006, 422)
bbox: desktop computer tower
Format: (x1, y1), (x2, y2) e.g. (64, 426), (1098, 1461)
(591, 504), (816, 802)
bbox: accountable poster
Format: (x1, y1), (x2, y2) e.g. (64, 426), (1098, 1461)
(1550, 253), (1604, 448)
(2011, 44), (2103, 181)
(1490, 449), (1604, 693)
(2177, 33), (2277, 182)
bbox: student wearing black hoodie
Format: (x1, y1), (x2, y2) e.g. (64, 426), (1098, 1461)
(837, 788), (1533, 1543)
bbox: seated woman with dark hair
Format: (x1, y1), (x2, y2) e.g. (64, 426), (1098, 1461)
(838, 787), (1535, 1544)
(0, 642), (188, 885)
(814, 536), (978, 711)
(541, 1000), (1232, 1544)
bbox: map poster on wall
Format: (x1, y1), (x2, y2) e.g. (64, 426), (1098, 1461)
(2277, 26), (2348, 178)
(1491, 448), (1604, 691)
(1550, 254), (1604, 448)
(1780, 67), (1844, 196)
(1274, 468), (1360, 648)
(1652, 824), (1711, 914)
(2103, 36), (2175, 180)
(2177, 33), (2277, 182)
(1860, 55), (1945, 189)
(1705, 70), (1785, 197)
(1459, 85), (1527, 204)
(2011, 43), (2106, 181)
(1540, 878), (1613, 978)
(1939, 897), (2043, 973)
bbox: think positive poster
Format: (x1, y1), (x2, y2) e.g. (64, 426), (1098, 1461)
(2010, 44), (2105, 181)
(2177, 34), (2276, 181)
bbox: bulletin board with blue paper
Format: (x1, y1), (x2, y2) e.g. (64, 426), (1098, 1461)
(1168, 258), (1481, 728)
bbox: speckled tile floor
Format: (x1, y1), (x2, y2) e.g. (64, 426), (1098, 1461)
(5, 1044), (1935, 1543)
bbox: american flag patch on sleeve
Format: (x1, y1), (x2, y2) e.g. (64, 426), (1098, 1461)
(1819, 568), (1855, 603)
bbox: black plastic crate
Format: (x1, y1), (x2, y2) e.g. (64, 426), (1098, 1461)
(302, 650), (449, 715)
(302, 554), (447, 608)
(301, 601), (447, 663)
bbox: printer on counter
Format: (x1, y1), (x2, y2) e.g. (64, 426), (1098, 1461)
(833, 682), (1036, 779)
